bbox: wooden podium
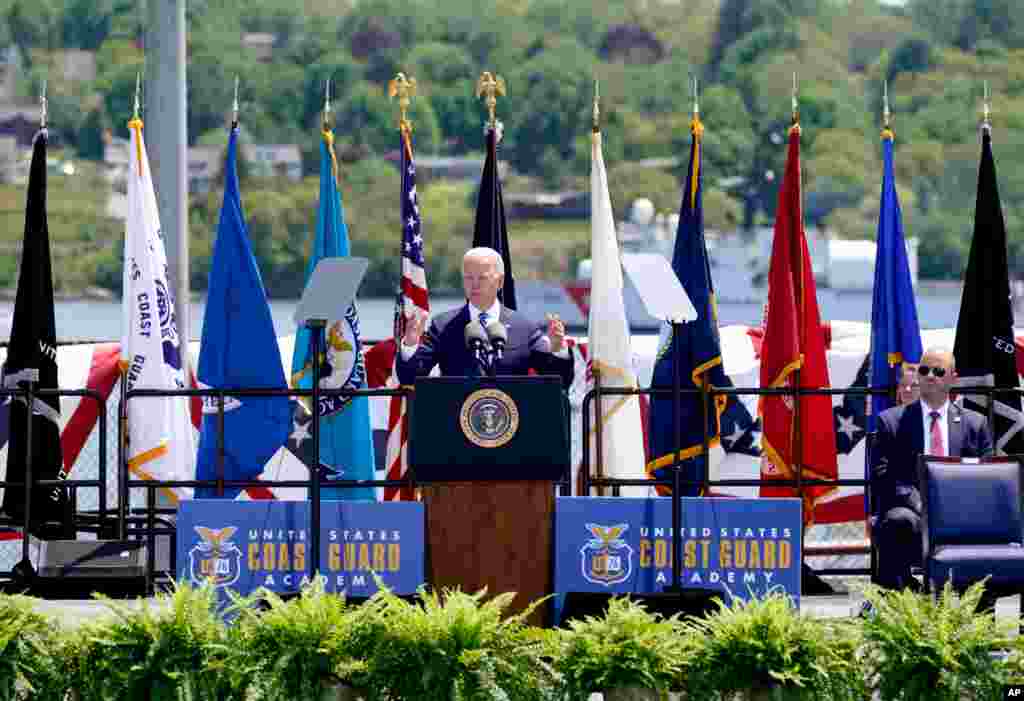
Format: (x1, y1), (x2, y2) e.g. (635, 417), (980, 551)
(410, 376), (570, 625)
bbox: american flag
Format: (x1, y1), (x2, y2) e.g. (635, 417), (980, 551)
(384, 129), (428, 501)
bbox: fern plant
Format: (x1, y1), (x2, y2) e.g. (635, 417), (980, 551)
(66, 581), (235, 701)
(229, 579), (382, 701)
(367, 586), (561, 701)
(860, 580), (1011, 701)
(0, 592), (67, 701)
(683, 591), (865, 700)
(554, 596), (692, 699)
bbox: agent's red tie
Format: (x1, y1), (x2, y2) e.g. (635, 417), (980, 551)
(930, 411), (944, 456)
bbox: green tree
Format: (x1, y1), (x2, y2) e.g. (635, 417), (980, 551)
(406, 42), (474, 84)
(333, 81), (440, 156)
(61, 0), (112, 50)
(606, 162), (680, 222)
(302, 53), (361, 129)
(7, 0), (58, 61)
(504, 38), (593, 182)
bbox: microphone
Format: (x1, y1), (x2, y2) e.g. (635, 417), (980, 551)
(485, 321), (508, 360)
(464, 322), (490, 373)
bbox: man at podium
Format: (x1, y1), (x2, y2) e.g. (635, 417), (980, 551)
(396, 247), (574, 387)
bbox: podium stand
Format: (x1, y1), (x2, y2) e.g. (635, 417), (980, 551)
(410, 376), (569, 625)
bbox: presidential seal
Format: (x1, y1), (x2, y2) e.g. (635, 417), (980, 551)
(460, 388), (519, 448)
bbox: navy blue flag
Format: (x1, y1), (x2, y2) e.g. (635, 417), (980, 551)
(646, 117), (729, 495)
(867, 130), (922, 435)
(195, 126), (292, 499)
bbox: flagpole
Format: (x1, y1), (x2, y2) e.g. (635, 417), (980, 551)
(389, 72), (417, 343)
(693, 76), (712, 497)
(981, 81), (997, 435)
(790, 73), (805, 520)
(476, 72), (506, 302)
(590, 81), (607, 497)
(305, 81), (333, 581)
(15, 85), (49, 577)
(388, 72), (418, 501)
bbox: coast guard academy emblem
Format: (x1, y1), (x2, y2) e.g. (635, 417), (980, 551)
(188, 526), (242, 588)
(317, 307), (367, 417)
(460, 388), (519, 448)
(581, 523), (633, 586)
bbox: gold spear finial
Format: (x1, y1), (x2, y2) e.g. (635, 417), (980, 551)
(592, 79), (600, 133)
(791, 72), (799, 126)
(40, 78), (47, 129)
(133, 72), (141, 121)
(322, 79), (332, 130)
(388, 72), (417, 133)
(883, 81), (890, 129)
(232, 75), (240, 127)
(691, 74), (700, 120)
(476, 71), (506, 129)
(982, 80), (991, 132)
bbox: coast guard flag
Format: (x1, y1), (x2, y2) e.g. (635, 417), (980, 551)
(759, 123), (837, 522)
(867, 127), (922, 504)
(195, 126), (292, 499)
(290, 129), (376, 501)
(953, 128), (1024, 455)
(1, 128), (66, 528)
(472, 124), (516, 309)
(384, 126), (427, 501)
(646, 115), (729, 496)
(586, 127), (646, 494)
(121, 116), (195, 503)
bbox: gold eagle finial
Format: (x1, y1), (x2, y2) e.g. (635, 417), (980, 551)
(476, 72), (506, 128)
(388, 73), (417, 132)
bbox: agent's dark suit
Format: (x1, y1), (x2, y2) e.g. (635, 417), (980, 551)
(395, 305), (574, 388)
(870, 400), (993, 589)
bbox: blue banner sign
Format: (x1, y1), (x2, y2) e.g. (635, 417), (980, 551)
(554, 497), (802, 619)
(176, 500), (424, 601)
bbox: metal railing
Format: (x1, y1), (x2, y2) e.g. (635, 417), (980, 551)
(580, 382), (1020, 578)
(122, 384), (414, 589)
(0, 387), (109, 571)
(4, 376), (1021, 590)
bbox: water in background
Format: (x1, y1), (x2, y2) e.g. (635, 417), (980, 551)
(0, 285), (976, 344)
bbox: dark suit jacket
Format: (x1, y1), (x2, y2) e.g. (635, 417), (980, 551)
(870, 399), (993, 516)
(395, 305), (575, 389)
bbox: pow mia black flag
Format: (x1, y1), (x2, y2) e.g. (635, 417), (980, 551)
(2, 128), (67, 530)
(953, 128), (1024, 455)
(472, 124), (516, 310)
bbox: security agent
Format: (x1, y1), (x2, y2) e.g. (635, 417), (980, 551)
(870, 348), (993, 592)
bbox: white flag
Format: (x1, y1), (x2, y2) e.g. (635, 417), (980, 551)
(121, 118), (195, 502)
(587, 131), (647, 494)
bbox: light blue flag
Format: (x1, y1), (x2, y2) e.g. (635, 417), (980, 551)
(196, 126), (292, 499)
(290, 131), (376, 501)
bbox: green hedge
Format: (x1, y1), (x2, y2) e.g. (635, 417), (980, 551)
(2, 580), (1021, 700)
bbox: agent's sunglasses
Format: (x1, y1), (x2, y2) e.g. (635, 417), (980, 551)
(917, 365), (947, 378)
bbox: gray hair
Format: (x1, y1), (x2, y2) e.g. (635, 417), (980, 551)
(464, 247), (504, 275)
(922, 346), (956, 369)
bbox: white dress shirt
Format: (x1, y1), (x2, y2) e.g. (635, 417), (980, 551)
(920, 399), (950, 456)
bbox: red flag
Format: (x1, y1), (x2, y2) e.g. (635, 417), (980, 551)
(759, 125), (837, 523)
